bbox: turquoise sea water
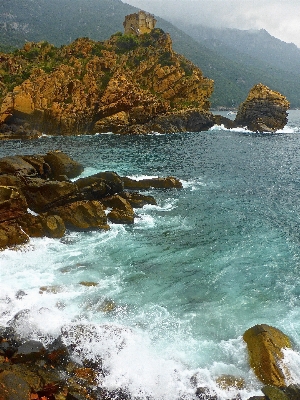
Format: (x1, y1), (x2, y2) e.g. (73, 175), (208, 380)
(2, 111), (300, 399)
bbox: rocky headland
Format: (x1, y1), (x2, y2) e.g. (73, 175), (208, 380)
(0, 29), (214, 138)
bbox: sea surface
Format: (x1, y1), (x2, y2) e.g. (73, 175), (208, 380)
(2, 111), (300, 399)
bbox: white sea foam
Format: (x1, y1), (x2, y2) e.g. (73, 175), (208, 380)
(282, 348), (300, 383)
(277, 125), (298, 134)
(210, 123), (299, 134)
(209, 124), (252, 133)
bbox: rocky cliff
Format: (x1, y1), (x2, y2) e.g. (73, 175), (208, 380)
(0, 29), (214, 137)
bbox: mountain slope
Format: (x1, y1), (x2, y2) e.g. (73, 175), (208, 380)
(180, 24), (300, 76)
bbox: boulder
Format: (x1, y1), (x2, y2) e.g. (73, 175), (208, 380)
(21, 154), (52, 179)
(11, 340), (46, 364)
(75, 175), (111, 200)
(0, 174), (23, 189)
(100, 195), (134, 224)
(122, 176), (182, 190)
(195, 387), (217, 399)
(235, 84), (290, 132)
(86, 171), (124, 195)
(0, 156), (37, 177)
(0, 186), (28, 222)
(0, 221), (29, 249)
(49, 200), (109, 230)
(42, 214), (66, 238)
(119, 191), (157, 208)
(44, 151), (84, 179)
(21, 178), (79, 213)
(0, 370), (31, 400)
(17, 213), (44, 237)
(243, 324), (292, 386)
(17, 213), (66, 238)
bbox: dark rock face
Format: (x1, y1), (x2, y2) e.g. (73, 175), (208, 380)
(43, 151), (84, 180)
(0, 221), (29, 248)
(213, 114), (238, 129)
(119, 191), (157, 208)
(122, 108), (215, 134)
(235, 83), (290, 132)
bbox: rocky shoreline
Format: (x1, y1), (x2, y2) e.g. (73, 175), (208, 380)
(1, 152), (300, 399)
(0, 150), (183, 249)
(1, 322), (299, 400)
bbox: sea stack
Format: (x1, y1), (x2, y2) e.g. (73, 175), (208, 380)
(235, 83), (290, 132)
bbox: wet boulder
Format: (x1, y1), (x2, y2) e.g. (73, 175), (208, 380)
(89, 171), (124, 195)
(44, 150), (84, 180)
(0, 186), (28, 222)
(100, 195), (134, 224)
(17, 213), (44, 237)
(0, 221), (29, 249)
(75, 175), (111, 200)
(119, 191), (157, 208)
(42, 214), (66, 238)
(21, 154), (52, 179)
(17, 213), (66, 239)
(262, 384), (300, 400)
(0, 174), (23, 189)
(49, 200), (109, 230)
(0, 370), (31, 400)
(235, 83), (290, 132)
(11, 340), (46, 364)
(0, 156), (37, 177)
(122, 176), (182, 190)
(21, 178), (79, 213)
(243, 324), (291, 387)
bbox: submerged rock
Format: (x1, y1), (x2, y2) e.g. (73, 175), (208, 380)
(243, 324), (291, 386)
(235, 83), (290, 132)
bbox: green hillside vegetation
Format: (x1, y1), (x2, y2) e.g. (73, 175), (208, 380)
(0, 0), (299, 107)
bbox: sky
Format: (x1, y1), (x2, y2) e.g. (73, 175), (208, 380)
(122, 0), (300, 48)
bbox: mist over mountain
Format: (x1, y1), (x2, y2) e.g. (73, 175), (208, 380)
(180, 24), (300, 77)
(1, 0), (300, 107)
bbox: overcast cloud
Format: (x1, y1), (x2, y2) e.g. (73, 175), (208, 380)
(122, 0), (300, 47)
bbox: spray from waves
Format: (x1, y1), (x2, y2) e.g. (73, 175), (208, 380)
(3, 294), (263, 400)
(209, 124), (252, 133)
(210, 123), (299, 134)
